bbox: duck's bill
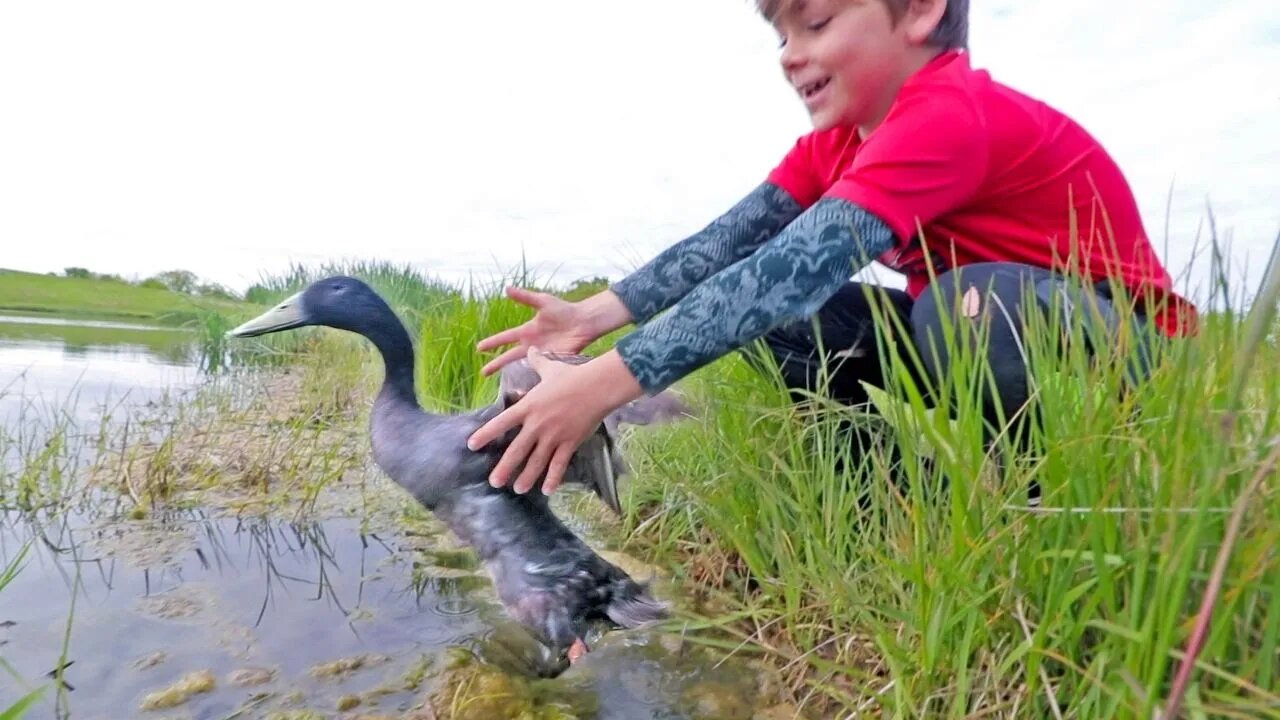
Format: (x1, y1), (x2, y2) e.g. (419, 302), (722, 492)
(227, 292), (308, 338)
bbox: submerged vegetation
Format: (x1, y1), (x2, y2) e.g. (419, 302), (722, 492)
(3, 250), (1279, 718)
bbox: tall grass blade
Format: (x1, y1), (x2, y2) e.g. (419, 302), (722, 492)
(0, 688), (47, 720)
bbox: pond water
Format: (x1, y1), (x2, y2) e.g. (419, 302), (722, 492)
(0, 314), (200, 452)
(0, 315), (771, 719)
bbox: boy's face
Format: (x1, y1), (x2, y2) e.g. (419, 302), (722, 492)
(772, 0), (932, 134)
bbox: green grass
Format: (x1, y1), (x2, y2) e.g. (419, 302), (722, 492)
(240, 259), (458, 324)
(607, 270), (1280, 718)
(0, 268), (251, 325)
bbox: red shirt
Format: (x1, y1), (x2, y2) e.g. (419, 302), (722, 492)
(767, 50), (1195, 336)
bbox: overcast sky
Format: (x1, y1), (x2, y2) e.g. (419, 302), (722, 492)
(1, 1), (1276, 308)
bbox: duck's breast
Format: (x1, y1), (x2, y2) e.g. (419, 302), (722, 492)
(369, 395), (499, 509)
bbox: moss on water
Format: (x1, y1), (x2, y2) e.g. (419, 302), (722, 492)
(426, 647), (596, 720)
(138, 669), (216, 710)
(680, 680), (754, 720)
(264, 711), (324, 720)
(227, 666), (278, 687)
(132, 651), (168, 670)
(308, 653), (392, 680)
(399, 653), (436, 692)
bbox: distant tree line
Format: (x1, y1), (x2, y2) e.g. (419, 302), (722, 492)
(58, 267), (239, 300)
(55, 265), (614, 304)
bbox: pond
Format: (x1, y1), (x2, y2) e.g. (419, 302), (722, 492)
(0, 314), (200, 455)
(0, 314), (774, 719)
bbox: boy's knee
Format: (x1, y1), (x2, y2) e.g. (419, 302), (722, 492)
(906, 263), (1042, 404)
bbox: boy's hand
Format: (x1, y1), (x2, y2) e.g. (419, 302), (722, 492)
(467, 348), (644, 496)
(476, 288), (595, 376)
(476, 287), (634, 376)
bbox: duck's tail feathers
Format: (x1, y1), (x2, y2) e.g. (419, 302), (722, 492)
(604, 578), (670, 629)
(611, 391), (693, 427)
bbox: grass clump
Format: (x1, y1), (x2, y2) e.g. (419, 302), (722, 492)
(415, 280), (536, 412)
(242, 259), (456, 324)
(611, 259), (1280, 719)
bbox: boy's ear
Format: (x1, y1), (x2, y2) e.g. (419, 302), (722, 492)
(903, 0), (947, 46)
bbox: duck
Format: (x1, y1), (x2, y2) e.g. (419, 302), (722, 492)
(228, 276), (683, 667)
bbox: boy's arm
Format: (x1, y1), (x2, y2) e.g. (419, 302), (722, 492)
(609, 182), (803, 324)
(613, 196), (895, 393)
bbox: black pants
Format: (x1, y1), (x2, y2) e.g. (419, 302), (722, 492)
(756, 262), (1160, 459)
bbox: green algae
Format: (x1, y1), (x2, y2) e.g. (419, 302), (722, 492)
(427, 646), (597, 720)
(308, 653), (392, 680)
(139, 669), (216, 711)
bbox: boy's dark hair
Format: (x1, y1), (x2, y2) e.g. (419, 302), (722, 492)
(757, 0), (969, 50)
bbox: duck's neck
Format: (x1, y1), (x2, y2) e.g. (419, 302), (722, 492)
(361, 312), (417, 404)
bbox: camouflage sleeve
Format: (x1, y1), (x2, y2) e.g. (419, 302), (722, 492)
(610, 182), (803, 324)
(614, 197), (895, 393)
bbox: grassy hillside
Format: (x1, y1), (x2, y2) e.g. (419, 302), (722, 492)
(0, 268), (253, 324)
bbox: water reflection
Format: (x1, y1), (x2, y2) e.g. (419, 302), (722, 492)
(0, 509), (496, 718)
(0, 315), (171, 332)
(0, 508), (763, 720)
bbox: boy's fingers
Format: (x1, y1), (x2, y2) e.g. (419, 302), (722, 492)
(507, 286), (550, 309)
(481, 345), (529, 376)
(489, 430), (535, 488)
(513, 441), (553, 495)
(542, 445), (575, 496)
(476, 326), (523, 352)
(468, 405), (520, 452)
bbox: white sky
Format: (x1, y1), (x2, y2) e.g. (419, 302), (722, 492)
(1, 1), (1277, 308)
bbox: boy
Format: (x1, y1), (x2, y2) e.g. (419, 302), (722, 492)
(466, 0), (1195, 496)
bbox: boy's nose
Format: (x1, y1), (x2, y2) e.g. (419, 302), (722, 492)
(779, 42), (806, 74)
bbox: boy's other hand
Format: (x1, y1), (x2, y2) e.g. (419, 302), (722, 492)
(476, 287), (634, 376)
(477, 287), (597, 376)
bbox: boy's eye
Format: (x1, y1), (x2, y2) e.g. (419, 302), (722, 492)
(775, 13), (831, 48)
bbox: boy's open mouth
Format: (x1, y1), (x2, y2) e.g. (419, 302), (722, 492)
(800, 77), (830, 98)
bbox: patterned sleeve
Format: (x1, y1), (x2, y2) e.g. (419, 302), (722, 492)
(614, 197), (894, 393)
(609, 182), (803, 324)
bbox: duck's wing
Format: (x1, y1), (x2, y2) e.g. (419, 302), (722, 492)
(495, 352), (691, 516)
(563, 424), (623, 516)
(495, 382), (623, 516)
(609, 391), (691, 428)
(497, 352), (589, 399)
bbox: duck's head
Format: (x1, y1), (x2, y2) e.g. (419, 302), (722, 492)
(229, 276), (393, 338)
